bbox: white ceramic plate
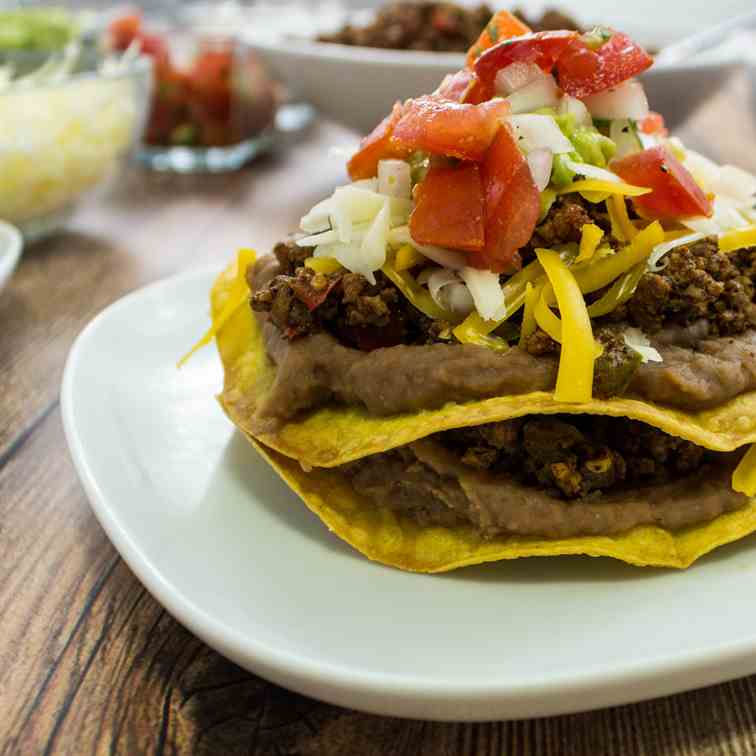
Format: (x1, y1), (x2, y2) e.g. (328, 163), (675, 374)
(0, 220), (23, 292)
(242, 1), (748, 133)
(62, 266), (756, 722)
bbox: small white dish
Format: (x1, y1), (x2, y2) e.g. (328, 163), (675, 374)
(62, 266), (756, 721)
(0, 220), (23, 292)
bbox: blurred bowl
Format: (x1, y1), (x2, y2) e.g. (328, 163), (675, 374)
(0, 53), (152, 241)
(245, 37), (740, 135)
(0, 220), (23, 292)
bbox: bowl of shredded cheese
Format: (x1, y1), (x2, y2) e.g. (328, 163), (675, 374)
(0, 45), (152, 241)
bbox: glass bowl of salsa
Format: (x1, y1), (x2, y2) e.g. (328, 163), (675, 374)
(107, 12), (279, 172)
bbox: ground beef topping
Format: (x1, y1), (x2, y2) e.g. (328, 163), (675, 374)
(437, 414), (711, 500)
(317, 1), (493, 52)
(616, 239), (756, 335)
(250, 241), (449, 350)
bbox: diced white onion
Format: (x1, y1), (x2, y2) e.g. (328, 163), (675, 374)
(459, 267), (506, 321)
(378, 159), (411, 199)
(647, 232), (704, 271)
(582, 80), (649, 121)
(609, 118), (642, 160)
(300, 197), (333, 233)
(424, 268), (474, 314)
(494, 62), (543, 96)
(526, 148), (553, 192)
(562, 158), (621, 183)
(358, 199), (391, 283)
(388, 225), (467, 270)
(508, 114), (573, 154)
(557, 95), (592, 128)
(446, 282), (475, 314)
(505, 75), (559, 114)
(623, 327), (663, 363)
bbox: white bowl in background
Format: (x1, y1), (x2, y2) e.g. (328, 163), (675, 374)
(245, 37), (741, 135)
(241, 0), (751, 135)
(0, 220), (23, 292)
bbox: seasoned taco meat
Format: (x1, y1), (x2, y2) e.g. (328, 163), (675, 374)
(317, 2), (494, 53)
(342, 423), (747, 539)
(438, 415), (708, 498)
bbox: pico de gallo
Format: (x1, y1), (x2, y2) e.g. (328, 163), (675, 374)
(107, 13), (277, 148)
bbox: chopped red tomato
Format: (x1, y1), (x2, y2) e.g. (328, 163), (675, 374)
(188, 47), (233, 119)
(391, 96), (509, 162)
(473, 30), (577, 98)
(108, 13), (142, 50)
(640, 111), (668, 136)
(476, 124), (539, 272)
(435, 69), (476, 102)
(409, 161), (485, 252)
(556, 32), (653, 98)
(347, 102), (410, 180)
(611, 146), (713, 219)
(466, 10), (532, 66)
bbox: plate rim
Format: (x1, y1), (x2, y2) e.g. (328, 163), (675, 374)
(61, 266), (756, 720)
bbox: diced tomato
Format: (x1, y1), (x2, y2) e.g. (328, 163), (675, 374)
(640, 111), (668, 136)
(473, 30), (577, 99)
(435, 69), (476, 103)
(409, 161), (485, 252)
(610, 146), (713, 219)
(556, 32), (653, 98)
(347, 102), (410, 180)
(466, 10), (532, 67)
(188, 47), (234, 119)
(476, 123), (540, 272)
(108, 13), (142, 51)
(391, 96), (509, 162)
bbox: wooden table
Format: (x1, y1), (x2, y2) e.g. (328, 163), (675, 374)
(3, 73), (756, 756)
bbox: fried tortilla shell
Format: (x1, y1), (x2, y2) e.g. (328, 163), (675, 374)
(245, 434), (756, 571)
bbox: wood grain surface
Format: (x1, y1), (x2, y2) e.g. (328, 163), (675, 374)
(2, 73), (756, 756)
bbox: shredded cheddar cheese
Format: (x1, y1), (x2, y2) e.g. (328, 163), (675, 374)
(576, 223), (604, 263)
(305, 256), (343, 274)
(382, 262), (458, 322)
(178, 248), (257, 368)
(557, 179), (651, 199)
(394, 244), (426, 271)
(719, 226), (756, 254)
(607, 193), (637, 242)
(536, 249), (597, 403)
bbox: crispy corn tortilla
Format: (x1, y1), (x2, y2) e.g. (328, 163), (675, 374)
(212, 258), (756, 468)
(209, 257), (756, 570)
(244, 433), (756, 571)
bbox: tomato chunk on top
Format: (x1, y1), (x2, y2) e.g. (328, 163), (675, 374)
(391, 96), (510, 163)
(556, 32), (653, 98)
(476, 123), (540, 272)
(611, 146), (713, 219)
(347, 102), (411, 180)
(410, 161), (485, 253)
